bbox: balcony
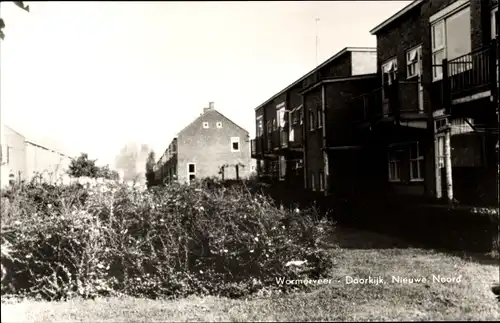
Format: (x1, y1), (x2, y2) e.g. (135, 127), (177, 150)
(349, 87), (383, 124)
(444, 43), (496, 106)
(349, 80), (425, 126)
(251, 136), (264, 158)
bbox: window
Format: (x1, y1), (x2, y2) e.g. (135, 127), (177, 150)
(492, 6), (498, 39)
(272, 118), (277, 131)
(431, 5), (471, 80)
(266, 120), (272, 134)
(319, 171), (325, 191)
(409, 142), (424, 181)
(309, 110), (315, 131)
(216, 121), (222, 128)
(292, 111), (298, 125)
(387, 146), (402, 182)
(382, 57), (398, 86)
(317, 106), (323, 128)
(299, 109), (304, 125)
(406, 45), (422, 79)
(231, 137), (240, 152)
(277, 104), (286, 129)
(381, 57), (398, 102)
(203, 122), (209, 129)
(311, 172), (316, 191)
(257, 117), (263, 137)
(187, 163), (196, 184)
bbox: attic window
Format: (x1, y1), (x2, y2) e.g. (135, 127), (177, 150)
(203, 122), (209, 129)
(216, 121), (222, 128)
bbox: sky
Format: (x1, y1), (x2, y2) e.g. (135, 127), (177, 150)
(0, 1), (411, 167)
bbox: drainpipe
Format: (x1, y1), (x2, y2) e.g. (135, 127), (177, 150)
(302, 94), (308, 190)
(321, 85), (329, 196)
(434, 133), (442, 199)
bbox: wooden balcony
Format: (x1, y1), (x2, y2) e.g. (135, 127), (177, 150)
(444, 41), (496, 107)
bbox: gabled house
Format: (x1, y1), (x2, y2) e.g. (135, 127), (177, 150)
(156, 102), (251, 184)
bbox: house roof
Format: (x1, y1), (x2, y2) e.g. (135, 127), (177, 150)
(369, 0), (424, 35)
(177, 108), (248, 138)
(156, 109), (249, 164)
(299, 74), (378, 95)
(254, 47), (376, 111)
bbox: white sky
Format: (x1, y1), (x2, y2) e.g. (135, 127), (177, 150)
(0, 1), (410, 166)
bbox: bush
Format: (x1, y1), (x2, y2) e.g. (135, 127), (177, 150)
(1, 178), (334, 300)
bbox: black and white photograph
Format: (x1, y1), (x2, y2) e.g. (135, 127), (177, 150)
(0, 0), (499, 321)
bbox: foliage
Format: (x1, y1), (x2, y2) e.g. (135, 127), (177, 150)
(0, 178), (334, 301)
(67, 153), (119, 181)
(0, 1), (30, 41)
(145, 151), (156, 189)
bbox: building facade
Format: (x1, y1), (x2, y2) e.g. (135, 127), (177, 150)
(155, 102), (251, 184)
(251, 47), (378, 195)
(357, 0), (498, 206)
(251, 0), (498, 208)
(1, 125), (72, 187)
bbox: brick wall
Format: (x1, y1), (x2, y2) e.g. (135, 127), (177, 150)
(303, 86), (323, 189)
(177, 109), (251, 183)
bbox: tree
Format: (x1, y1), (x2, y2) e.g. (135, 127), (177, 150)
(67, 153), (120, 180)
(0, 1), (30, 41)
(67, 153), (100, 178)
(145, 151), (156, 188)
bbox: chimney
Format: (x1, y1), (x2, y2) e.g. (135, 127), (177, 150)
(203, 101), (215, 114)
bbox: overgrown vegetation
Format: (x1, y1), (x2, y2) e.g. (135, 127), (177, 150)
(0, 178), (334, 301)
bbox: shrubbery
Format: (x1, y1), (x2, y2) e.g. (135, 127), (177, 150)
(0, 178), (335, 300)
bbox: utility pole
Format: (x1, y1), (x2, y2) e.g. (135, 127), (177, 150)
(315, 17), (320, 67)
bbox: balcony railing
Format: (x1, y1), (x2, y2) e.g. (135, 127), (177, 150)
(349, 79), (424, 124)
(349, 87), (383, 123)
(445, 42), (496, 100)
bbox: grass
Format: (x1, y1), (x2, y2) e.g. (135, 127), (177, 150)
(2, 228), (499, 322)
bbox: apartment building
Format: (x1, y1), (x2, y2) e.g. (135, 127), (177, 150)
(251, 0), (498, 208)
(251, 47), (378, 194)
(154, 102), (251, 184)
(347, 0), (498, 206)
(1, 125), (72, 187)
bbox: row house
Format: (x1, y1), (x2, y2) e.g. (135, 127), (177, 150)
(155, 102), (251, 185)
(251, 47), (378, 194)
(346, 0), (497, 206)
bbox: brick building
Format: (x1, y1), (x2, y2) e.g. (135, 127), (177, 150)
(155, 102), (251, 184)
(348, 0), (498, 206)
(251, 47), (378, 194)
(251, 0), (498, 208)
